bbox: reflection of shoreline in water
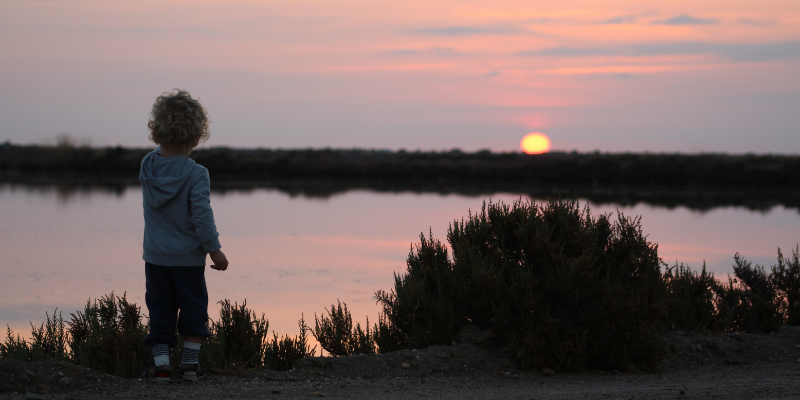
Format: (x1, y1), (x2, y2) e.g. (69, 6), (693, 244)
(1, 173), (796, 212)
(2, 145), (798, 210)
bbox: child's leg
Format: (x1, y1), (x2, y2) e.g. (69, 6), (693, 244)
(142, 262), (179, 364)
(172, 266), (211, 365)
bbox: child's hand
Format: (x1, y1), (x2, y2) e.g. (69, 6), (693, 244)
(210, 250), (229, 271)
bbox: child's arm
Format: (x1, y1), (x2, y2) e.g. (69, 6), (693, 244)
(210, 250), (228, 271)
(189, 168), (227, 270)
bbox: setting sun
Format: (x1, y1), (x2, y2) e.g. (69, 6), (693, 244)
(520, 133), (551, 154)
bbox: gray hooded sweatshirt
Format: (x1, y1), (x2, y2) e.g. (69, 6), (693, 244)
(140, 148), (221, 266)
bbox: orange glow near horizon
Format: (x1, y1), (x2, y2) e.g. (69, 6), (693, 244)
(521, 132), (551, 154)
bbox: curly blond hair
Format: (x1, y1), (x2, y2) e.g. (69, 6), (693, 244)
(147, 89), (210, 147)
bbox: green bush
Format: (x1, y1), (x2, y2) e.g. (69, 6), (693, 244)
(202, 299), (269, 370)
(377, 199), (666, 371)
(313, 300), (376, 356)
(0, 326), (31, 361)
(30, 310), (68, 362)
(66, 292), (150, 377)
(265, 316), (316, 371)
(0, 310), (69, 363)
(661, 249), (800, 334)
(772, 246), (800, 325)
(372, 312), (408, 354)
(307, 300), (409, 356)
(663, 262), (718, 331)
(712, 254), (783, 333)
(1, 295), (315, 376)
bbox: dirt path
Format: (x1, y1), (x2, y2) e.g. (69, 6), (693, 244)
(2, 363), (798, 400)
(3, 327), (800, 399)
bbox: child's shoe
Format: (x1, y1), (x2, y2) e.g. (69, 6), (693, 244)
(139, 363), (171, 383)
(180, 363), (205, 382)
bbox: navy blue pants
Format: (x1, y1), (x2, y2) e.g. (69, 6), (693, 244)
(142, 262), (211, 347)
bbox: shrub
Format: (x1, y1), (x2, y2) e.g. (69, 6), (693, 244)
(377, 199), (666, 371)
(29, 310), (68, 362)
(202, 299), (269, 370)
(713, 254), (782, 333)
(1, 297), (148, 373)
(265, 316), (316, 371)
(772, 245), (800, 325)
(310, 300), (408, 355)
(372, 312), (408, 354)
(1, 295), (314, 375)
(663, 262), (719, 331)
(313, 300), (375, 356)
(67, 292), (150, 377)
(1, 326), (32, 361)
(662, 249), (800, 334)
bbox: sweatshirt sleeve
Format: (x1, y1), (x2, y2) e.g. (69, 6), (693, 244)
(189, 168), (222, 253)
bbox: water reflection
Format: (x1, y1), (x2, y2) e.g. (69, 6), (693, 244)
(2, 178), (795, 213)
(1, 184), (798, 343)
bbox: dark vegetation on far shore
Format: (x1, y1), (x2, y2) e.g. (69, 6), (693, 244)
(2, 143), (800, 211)
(3, 199), (800, 376)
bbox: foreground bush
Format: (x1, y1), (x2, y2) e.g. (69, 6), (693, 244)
(264, 317), (316, 371)
(662, 246), (800, 335)
(371, 199), (800, 372)
(1, 310), (69, 363)
(770, 246), (800, 326)
(201, 299), (270, 370)
(0, 293), (149, 377)
(313, 300), (375, 356)
(713, 254), (783, 334)
(68, 293), (150, 377)
(311, 300), (405, 356)
(0, 295), (315, 377)
(662, 263), (718, 331)
(376, 199), (665, 371)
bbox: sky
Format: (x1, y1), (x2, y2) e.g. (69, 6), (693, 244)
(1, 0), (799, 153)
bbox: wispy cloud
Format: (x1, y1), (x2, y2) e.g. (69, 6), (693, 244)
(431, 47), (472, 57)
(653, 14), (718, 25)
(518, 47), (615, 57)
(630, 41), (800, 62)
(407, 25), (527, 36)
(596, 15), (637, 25)
(519, 41), (800, 63)
(524, 17), (572, 25)
(389, 49), (418, 56)
(537, 64), (721, 75)
(737, 18), (777, 26)
(31, 23), (222, 36)
(299, 63), (452, 73)
(387, 47), (472, 57)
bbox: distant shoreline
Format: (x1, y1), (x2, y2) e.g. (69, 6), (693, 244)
(2, 144), (799, 210)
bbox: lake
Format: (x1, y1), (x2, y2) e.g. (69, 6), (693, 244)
(1, 184), (799, 344)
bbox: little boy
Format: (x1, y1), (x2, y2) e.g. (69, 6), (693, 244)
(138, 89), (228, 383)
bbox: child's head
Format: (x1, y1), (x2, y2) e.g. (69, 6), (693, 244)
(148, 89), (209, 150)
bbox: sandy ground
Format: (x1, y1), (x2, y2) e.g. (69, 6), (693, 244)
(3, 326), (800, 399)
(2, 363), (799, 400)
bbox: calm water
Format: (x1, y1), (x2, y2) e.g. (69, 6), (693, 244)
(2, 184), (799, 341)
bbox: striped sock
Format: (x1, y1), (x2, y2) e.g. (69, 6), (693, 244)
(181, 341), (201, 365)
(152, 344), (170, 366)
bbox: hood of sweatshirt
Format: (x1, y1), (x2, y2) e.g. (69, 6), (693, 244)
(139, 148), (197, 208)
